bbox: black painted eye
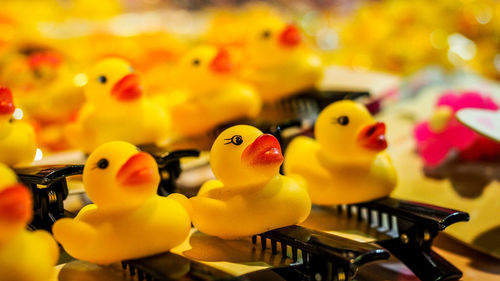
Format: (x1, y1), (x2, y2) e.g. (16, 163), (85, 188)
(337, 116), (349, 126)
(97, 158), (109, 169)
(224, 135), (243, 145)
(261, 30), (271, 39)
(98, 75), (107, 84)
(192, 59), (200, 66)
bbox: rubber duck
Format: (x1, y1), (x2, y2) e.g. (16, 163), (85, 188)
(0, 163), (59, 281)
(52, 141), (191, 264)
(0, 48), (84, 124)
(284, 100), (397, 205)
(0, 87), (36, 166)
(414, 91), (500, 166)
(65, 58), (171, 153)
(188, 125), (311, 239)
(162, 45), (261, 137)
(239, 11), (323, 102)
(0, 47), (85, 151)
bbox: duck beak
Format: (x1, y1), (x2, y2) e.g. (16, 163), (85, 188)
(357, 122), (388, 151)
(210, 48), (232, 74)
(0, 184), (32, 223)
(0, 87), (15, 115)
(111, 74), (143, 101)
(279, 24), (301, 47)
(116, 152), (158, 188)
(241, 134), (283, 166)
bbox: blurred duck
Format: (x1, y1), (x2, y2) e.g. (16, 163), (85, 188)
(161, 45), (261, 137)
(0, 163), (58, 281)
(239, 11), (323, 102)
(66, 58), (170, 153)
(284, 100), (397, 205)
(0, 87), (36, 166)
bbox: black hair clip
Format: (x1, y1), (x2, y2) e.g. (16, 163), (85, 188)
(139, 146), (201, 196)
(14, 165), (84, 231)
(120, 224), (389, 281)
(339, 197), (470, 281)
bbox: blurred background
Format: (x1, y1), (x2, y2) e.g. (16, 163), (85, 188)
(1, 0), (500, 266)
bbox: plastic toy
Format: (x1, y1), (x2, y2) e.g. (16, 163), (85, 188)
(239, 12), (323, 102)
(0, 87), (36, 166)
(52, 141), (191, 264)
(457, 107), (500, 143)
(65, 58), (170, 153)
(0, 163), (58, 281)
(414, 91), (500, 166)
(162, 45), (261, 137)
(188, 125), (311, 239)
(284, 100), (397, 205)
(0, 48), (84, 124)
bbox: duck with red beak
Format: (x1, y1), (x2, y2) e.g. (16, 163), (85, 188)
(0, 163), (59, 281)
(159, 45), (261, 137)
(284, 100), (397, 205)
(240, 12), (323, 102)
(187, 125), (311, 239)
(0, 87), (37, 166)
(52, 141), (191, 264)
(66, 58), (171, 153)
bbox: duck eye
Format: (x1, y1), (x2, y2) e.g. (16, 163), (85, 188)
(192, 59), (201, 66)
(129, 66), (134, 72)
(337, 116), (349, 126)
(97, 158), (109, 169)
(261, 30), (271, 39)
(98, 75), (107, 84)
(224, 135), (243, 145)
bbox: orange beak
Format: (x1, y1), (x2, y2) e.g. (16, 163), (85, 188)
(279, 24), (301, 47)
(0, 184), (32, 223)
(241, 134), (283, 166)
(0, 87), (15, 115)
(357, 122), (388, 151)
(111, 74), (143, 101)
(210, 48), (232, 74)
(116, 152), (158, 188)
(28, 52), (61, 70)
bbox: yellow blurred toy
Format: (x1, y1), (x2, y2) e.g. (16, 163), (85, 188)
(284, 100), (397, 205)
(0, 87), (36, 166)
(239, 11), (323, 102)
(189, 125), (311, 239)
(0, 48), (84, 124)
(65, 58), (171, 153)
(164, 45), (261, 137)
(52, 141), (191, 264)
(0, 163), (59, 281)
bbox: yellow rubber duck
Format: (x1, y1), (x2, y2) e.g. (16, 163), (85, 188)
(239, 11), (323, 102)
(52, 141), (191, 264)
(0, 163), (59, 281)
(284, 100), (397, 205)
(0, 87), (36, 166)
(163, 45), (261, 137)
(188, 125), (311, 239)
(65, 58), (170, 153)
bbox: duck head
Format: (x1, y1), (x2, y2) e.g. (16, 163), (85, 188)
(210, 125), (283, 188)
(244, 14), (302, 67)
(315, 100), (388, 163)
(85, 58), (143, 110)
(0, 87), (15, 124)
(83, 141), (160, 212)
(175, 45), (233, 93)
(0, 163), (32, 244)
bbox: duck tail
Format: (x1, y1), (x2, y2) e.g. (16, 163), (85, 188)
(52, 218), (97, 258)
